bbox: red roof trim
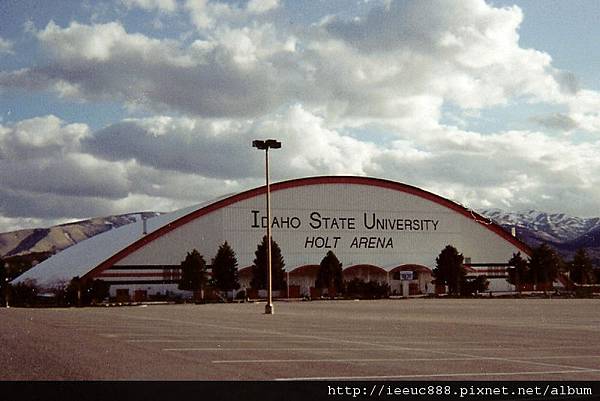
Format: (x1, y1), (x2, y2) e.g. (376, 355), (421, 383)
(238, 266), (253, 273)
(97, 272), (179, 278)
(343, 264), (387, 274)
(389, 264), (433, 274)
(289, 264), (320, 275)
(465, 269), (507, 274)
(84, 176), (531, 280)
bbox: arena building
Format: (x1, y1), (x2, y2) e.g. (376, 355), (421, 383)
(12, 176), (530, 299)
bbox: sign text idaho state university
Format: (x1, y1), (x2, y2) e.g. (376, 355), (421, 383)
(251, 210), (440, 249)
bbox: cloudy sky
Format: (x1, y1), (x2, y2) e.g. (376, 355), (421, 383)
(0, 0), (599, 232)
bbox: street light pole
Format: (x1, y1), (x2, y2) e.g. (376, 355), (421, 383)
(4, 278), (9, 308)
(252, 139), (281, 315)
(264, 145), (274, 315)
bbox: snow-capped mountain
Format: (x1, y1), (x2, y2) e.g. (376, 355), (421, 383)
(479, 209), (600, 262)
(0, 212), (161, 260)
(479, 209), (600, 243)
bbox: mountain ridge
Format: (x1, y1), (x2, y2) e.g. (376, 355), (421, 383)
(478, 208), (600, 263)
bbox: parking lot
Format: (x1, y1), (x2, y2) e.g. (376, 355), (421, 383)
(1, 298), (599, 380)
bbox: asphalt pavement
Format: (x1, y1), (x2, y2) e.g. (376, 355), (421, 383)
(1, 298), (599, 380)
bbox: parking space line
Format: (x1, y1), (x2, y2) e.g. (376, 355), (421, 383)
(425, 345), (600, 351)
(212, 355), (600, 364)
(163, 347), (387, 351)
(114, 312), (598, 374)
(277, 368), (600, 381)
(128, 339), (338, 343)
(214, 357), (482, 364)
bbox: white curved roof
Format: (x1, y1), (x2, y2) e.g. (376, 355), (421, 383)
(11, 196), (229, 288)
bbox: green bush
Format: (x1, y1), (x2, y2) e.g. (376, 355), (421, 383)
(461, 276), (489, 296)
(9, 279), (39, 306)
(345, 278), (390, 299)
(66, 277), (110, 306)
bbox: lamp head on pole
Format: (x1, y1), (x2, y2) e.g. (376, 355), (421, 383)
(252, 139), (281, 150)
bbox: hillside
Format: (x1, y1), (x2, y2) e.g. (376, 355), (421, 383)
(0, 212), (161, 260)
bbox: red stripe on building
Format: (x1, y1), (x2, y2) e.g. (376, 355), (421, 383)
(98, 272), (180, 278)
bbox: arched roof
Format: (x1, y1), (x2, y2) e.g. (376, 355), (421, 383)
(343, 264), (388, 275)
(389, 264), (433, 274)
(289, 264), (320, 276)
(237, 266), (253, 275)
(12, 176), (531, 287)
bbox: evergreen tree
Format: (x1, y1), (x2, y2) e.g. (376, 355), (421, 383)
(66, 276), (84, 306)
(11, 279), (38, 306)
(528, 243), (561, 288)
(315, 251), (344, 295)
(88, 279), (110, 304)
(66, 277), (110, 305)
(211, 242), (240, 292)
(461, 276), (489, 296)
(433, 245), (465, 295)
(569, 248), (595, 284)
(250, 236), (286, 291)
(178, 249), (209, 297)
(507, 252), (529, 291)
(345, 278), (390, 299)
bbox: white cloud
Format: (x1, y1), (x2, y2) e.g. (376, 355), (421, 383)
(369, 126), (600, 215)
(0, 115), (251, 224)
(185, 0), (233, 30)
(36, 21), (193, 65)
(122, 0), (178, 12)
(0, 115), (88, 159)
(318, 0), (567, 116)
(567, 90), (600, 132)
(0, 20), (285, 116)
(246, 0), (279, 14)
(1, 1), (592, 125)
(255, 105), (378, 176)
(0, 116), (128, 199)
(2, 104), (600, 232)
(80, 106), (600, 218)
(82, 115), (263, 178)
(0, 37), (14, 54)
(0, 154), (130, 199)
(1, 0), (600, 231)
(82, 105), (377, 179)
(185, 0), (279, 30)
(0, 215), (63, 233)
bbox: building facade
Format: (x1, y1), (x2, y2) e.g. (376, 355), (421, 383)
(13, 176), (530, 299)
